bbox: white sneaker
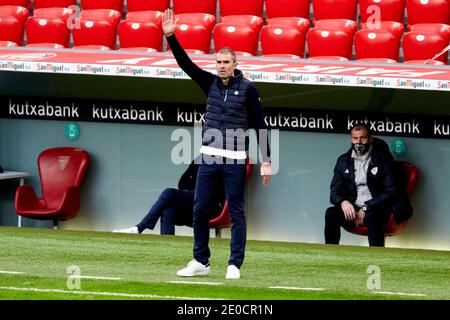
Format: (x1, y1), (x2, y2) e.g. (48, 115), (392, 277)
(113, 226), (139, 234)
(176, 259), (211, 277)
(225, 265), (240, 279)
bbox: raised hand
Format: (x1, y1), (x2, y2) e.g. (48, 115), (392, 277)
(162, 8), (176, 36)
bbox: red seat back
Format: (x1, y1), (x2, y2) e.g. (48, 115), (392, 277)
(38, 148), (89, 210)
(26, 17), (70, 47)
(0, 5), (28, 25)
(261, 24), (307, 57)
(265, 0), (310, 19)
(175, 13), (216, 33)
(267, 17), (310, 34)
(80, 9), (122, 28)
(126, 10), (163, 25)
(312, 0), (358, 21)
(0, 0), (30, 8)
(173, 23), (211, 54)
(173, 0), (217, 15)
(220, 15), (264, 33)
(407, 0), (449, 25)
(314, 19), (357, 38)
(403, 31), (449, 63)
(361, 21), (404, 41)
(34, 0), (76, 9)
(81, 0), (123, 12)
(360, 0), (405, 23)
(127, 0), (169, 12)
(355, 29), (400, 61)
(213, 22), (259, 56)
(73, 19), (117, 49)
(33, 7), (75, 24)
(307, 28), (353, 60)
(118, 20), (163, 51)
(0, 15), (24, 45)
(219, 0), (264, 17)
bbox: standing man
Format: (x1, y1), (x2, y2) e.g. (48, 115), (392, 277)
(162, 9), (271, 279)
(324, 123), (398, 247)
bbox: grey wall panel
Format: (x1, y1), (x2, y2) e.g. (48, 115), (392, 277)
(0, 119), (449, 250)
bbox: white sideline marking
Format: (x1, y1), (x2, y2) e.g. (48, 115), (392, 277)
(0, 286), (224, 300)
(373, 291), (427, 297)
(0, 271), (26, 275)
(71, 275), (121, 281)
(269, 286), (325, 291)
(168, 281), (223, 286)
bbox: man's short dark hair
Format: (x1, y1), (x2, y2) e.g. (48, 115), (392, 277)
(350, 123), (372, 136)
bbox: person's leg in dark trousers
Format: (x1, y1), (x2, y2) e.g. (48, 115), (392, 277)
(223, 162), (247, 268)
(364, 207), (391, 247)
(137, 188), (188, 233)
(160, 208), (176, 235)
(193, 162), (221, 266)
(324, 206), (357, 244)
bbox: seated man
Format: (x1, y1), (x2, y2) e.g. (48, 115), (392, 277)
(114, 160), (225, 235)
(324, 123), (399, 247)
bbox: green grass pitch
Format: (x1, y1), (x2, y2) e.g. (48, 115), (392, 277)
(0, 226), (448, 300)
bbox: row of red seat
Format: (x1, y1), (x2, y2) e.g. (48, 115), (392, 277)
(0, 7), (448, 65)
(0, 0), (449, 25)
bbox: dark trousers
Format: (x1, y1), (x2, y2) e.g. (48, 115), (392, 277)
(137, 188), (194, 235)
(324, 205), (391, 247)
(193, 160), (247, 268)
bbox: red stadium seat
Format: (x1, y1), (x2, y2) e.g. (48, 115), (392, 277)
(357, 57), (398, 63)
(266, 17), (310, 34)
(15, 147), (89, 226)
(209, 159), (252, 237)
(410, 23), (450, 42)
(344, 161), (419, 237)
(220, 15), (264, 33)
(213, 22), (259, 56)
(406, 0), (449, 25)
(26, 17), (70, 47)
(175, 13), (216, 33)
(403, 31), (449, 64)
(0, 5), (28, 25)
(307, 28), (353, 60)
(0, 0), (29, 8)
(27, 42), (65, 48)
(173, 23), (212, 54)
(355, 29), (400, 61)
(312, 0), (358, 21)
(265, 0), (310, 19)
(80, 9), (122, 28)
(0, 40), (17, 46)
(118, 20), (163, 51)
(126, 10), (163, 25)
(34, 0), (76, 9)
(261, 24), (307, 57)
(33, 7), (75, 24)
(0, 15), (24, 45)
(73, 19), (117, 49)
(219, 0), (264, 17)
(361, 21), (404, 41)
(81, 0), (123, 12)
(360, 0), (405, 23)
(173, 0), (216, 15)
(314, 19), (358, 38)
(127, 0), (169, 12)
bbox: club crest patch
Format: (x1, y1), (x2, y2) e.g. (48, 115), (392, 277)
(371, 167), (378, 175)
